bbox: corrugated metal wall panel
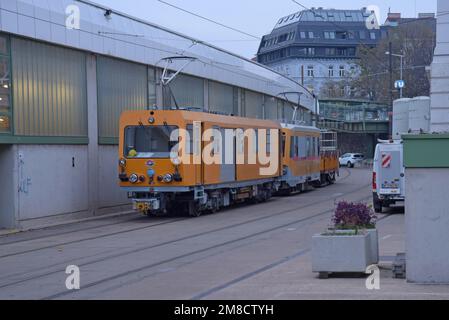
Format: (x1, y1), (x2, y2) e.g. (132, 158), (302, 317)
(208, 81), (236, 115)
(264, 96), (278, 120)
(244, 90), (264, 119)
(97, 56), (148, 139)
(284, 102), (294, 122)
(12, 37), (87, 137)
(277, 100), (285, 122)
(165, 74), (204, 109)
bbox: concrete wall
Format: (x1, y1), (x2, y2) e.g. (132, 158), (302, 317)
(0, 145), (17, 229)
(0, 144), (130, 230)
(98, 145), (129, 208)
(16, 145), (89, 221)
(406, 168), (449, 283)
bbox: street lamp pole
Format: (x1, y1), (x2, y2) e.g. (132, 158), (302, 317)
(386, 50), (406, 99)
(399, 54), (403, 98)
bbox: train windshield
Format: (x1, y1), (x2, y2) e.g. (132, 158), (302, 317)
(124, 126), (178, 158)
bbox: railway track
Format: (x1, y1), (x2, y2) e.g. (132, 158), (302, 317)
(43, 193), (372, 300)
(191, 212), (394, 300)
(0, 169), (359, 296)
(0, 168), (353, 260)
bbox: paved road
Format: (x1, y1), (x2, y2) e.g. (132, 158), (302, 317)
(0, 168), (448, 300)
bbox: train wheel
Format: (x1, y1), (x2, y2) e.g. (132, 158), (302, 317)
(188, 201), (202, 217)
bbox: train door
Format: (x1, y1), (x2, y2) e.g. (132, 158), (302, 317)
(192, 122), (202, 185)
(220, 127), (236, 183)
(202, 125), (222, 185)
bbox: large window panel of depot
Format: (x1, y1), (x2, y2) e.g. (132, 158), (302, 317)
(165, 74), (204, 110)
(0, 34), (11, 134)
(97, 56), (148, 140)
(244, 90), (264, 119)
(11, 38), (87, 136)
(264, 96), (278, 120)
(208, 81), (236, 115)
(284, 102), (294, 123)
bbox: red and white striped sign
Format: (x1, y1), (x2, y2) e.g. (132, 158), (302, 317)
(382, 153), (392, 168)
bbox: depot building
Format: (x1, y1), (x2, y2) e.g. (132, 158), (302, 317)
(0, 0), (315, 229)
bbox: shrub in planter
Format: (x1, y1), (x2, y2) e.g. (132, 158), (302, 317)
(332, 201), (377, 232)
(312, 201), (379, 277)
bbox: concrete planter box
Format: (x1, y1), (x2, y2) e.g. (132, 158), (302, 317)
(367, 229), (379, 265)
(312, 230), (377, 277)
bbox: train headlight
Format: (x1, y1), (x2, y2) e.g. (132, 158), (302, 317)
(119, 158), (126, 167)
(148, 117), (155, 124)
(163, 174), (173, 183)
(129, 174), (139, 184)
(171, 157), (181, 166)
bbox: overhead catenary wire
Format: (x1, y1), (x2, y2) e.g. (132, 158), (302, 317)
(157, 0), (261, 40)
(0, 6), (314, 99)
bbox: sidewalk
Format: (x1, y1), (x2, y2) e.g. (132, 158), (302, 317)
(206, 212), (449, 300)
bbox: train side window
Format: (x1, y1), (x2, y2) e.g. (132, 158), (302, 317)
(236, 128), (244, 154)
(290, 136), (295, 158)
(254, 129), (258, 154)
(281, 135), (286, 157)
(306, 136), (311, 158)
(186, 124), (193, 154)
(213, 126), (221, 155)
(266, 130), (271, 153)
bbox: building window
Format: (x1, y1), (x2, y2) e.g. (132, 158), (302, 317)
(288, 31), (296, 41)
(307, 66), (314, 77)
(278, 34), (288, 43)
(12, 38), (88, 137)
(300, 31), (306, 39)
(325, 48), (336, 56)
(370, 32), (376, 40)
(324, 31), (336, 39)
(328, 66), (334, 77)
(308, 31), (314, 39)
(350, 65), (357, 75)
(348, 31), (355, 39)
(336, 48), (348, 56)
(339, 66), (345, 77)
(307, 48), (315, 56)
(359, 31), (366, 39)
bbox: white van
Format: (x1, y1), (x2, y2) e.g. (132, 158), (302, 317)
(372, 140), (405, 213)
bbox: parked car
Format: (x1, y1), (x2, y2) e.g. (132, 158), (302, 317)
(372, 140), (405, 213)
(339, 153), (365, 168)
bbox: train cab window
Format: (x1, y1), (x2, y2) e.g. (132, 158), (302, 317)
(124, 125), (178, 158)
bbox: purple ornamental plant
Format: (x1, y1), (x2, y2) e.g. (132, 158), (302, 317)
(332, 201), (377, 230)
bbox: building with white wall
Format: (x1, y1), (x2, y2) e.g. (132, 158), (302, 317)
(430, 0), (449, 132)
(0, 0), (315, 229)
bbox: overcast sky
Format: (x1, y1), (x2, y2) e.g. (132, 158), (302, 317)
(93, 0), (438, 58)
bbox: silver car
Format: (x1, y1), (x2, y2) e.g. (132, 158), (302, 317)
(339, 153), (365, 168)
